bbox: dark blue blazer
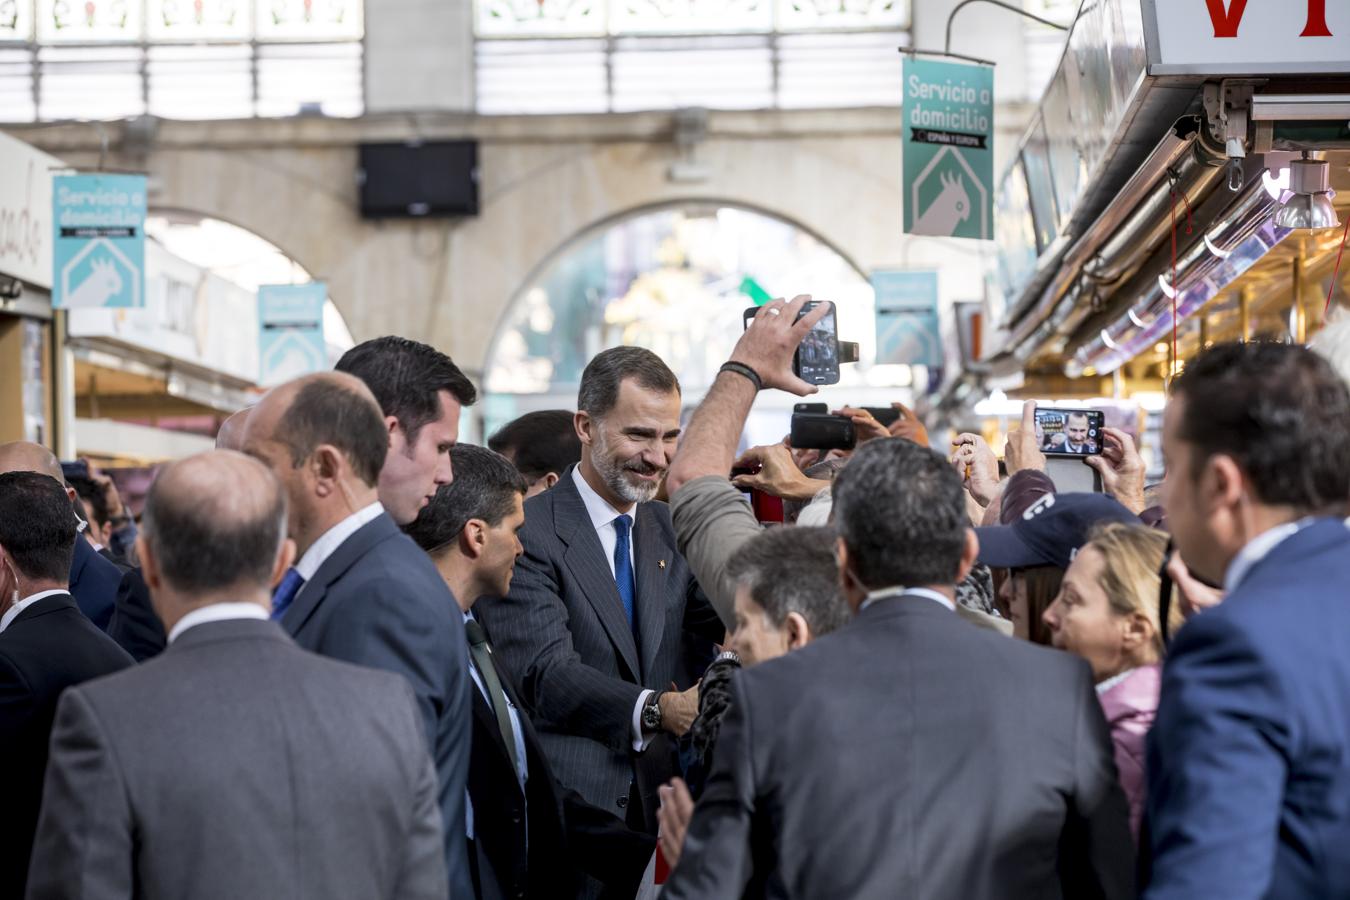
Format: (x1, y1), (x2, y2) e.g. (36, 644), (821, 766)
(280, 511), (474, 900)
(1145, 518), (1350, 899)
(68, 537), (120, 631)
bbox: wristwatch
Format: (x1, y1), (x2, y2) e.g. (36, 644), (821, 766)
(641, 692), (664, 732)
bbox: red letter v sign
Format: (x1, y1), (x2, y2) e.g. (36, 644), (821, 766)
(1205, 0), (1249, 38)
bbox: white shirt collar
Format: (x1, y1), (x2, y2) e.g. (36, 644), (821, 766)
(1095, 667), (1137, 696)
(859, 586), (956, 614)
(168, 602), (270, 644)
(1223, 518), (1314, 595)
(294, 502), (384, 582)
(0, 589), (70, 634)
(571, 466), (632, 530)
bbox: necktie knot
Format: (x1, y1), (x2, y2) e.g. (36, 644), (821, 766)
(465, 617), (489, 648)
(614, 514), (632, 540)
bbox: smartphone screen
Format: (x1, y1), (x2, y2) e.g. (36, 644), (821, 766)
(742, 301), (841, 386)
(1034, 408), (1105, 456)
(795, 301), (839, 386)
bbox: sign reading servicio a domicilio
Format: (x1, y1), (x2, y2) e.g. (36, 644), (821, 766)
(903, 56), (994, 241)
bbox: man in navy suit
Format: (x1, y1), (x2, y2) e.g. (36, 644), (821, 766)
(244, 369), (474, 898)
(1145, 341), (1350, 898)
(0, 441), (121, 630)
(477, 347), (724, 837)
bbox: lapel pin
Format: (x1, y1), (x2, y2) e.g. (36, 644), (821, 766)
(658, 559), (666, 569)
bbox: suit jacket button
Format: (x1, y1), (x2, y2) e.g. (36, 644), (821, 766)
(616, 796), (628, 809)
(510, 812), (522, 825)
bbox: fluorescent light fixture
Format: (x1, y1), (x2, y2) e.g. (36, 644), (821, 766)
(1100, 329), (1119, 351)
(1158, 273), (1177, 299)
(1204, 231), (1232, 259)
(1128, 309), (1147, 328)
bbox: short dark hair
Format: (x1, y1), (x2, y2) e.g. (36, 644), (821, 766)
(142, 456), (287, 593)
(726, 526), (851, 636)
(577, 347), (679, 418)
(832, 438), (968, 590)
(68, 475), (111, 528)
(276, 379), (389, 487)
(488, 410), (582, 482)
(0, 472), (79, 582)
(1173, 341), (1350, 512)
(336, 336), (477, 444)
(404, 445), (527, 553)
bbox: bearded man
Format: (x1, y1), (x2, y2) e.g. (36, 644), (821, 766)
(476, 347), (723, 843)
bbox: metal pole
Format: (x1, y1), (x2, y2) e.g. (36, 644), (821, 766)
(946, 0), (1070, 57)
(1293, 254), (1307, 343)
(1239, 287), (1251, 342)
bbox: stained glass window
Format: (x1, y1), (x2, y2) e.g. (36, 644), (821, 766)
(254, 0), (362, 41)
(38, 0), (143, 42)
(0, 0), (35, 41)
(775, 0), (906, 32)
(147, 0), (250, 42)
(610, 0), (772, 35)
(475, 0), (908, 37)
(475, 0), (603, 38)
(1, 0), (363, 121)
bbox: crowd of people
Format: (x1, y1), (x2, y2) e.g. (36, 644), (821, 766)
(1, 294), (1349, 899)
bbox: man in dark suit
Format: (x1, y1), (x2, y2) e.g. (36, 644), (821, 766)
(0, 471), (133, 898)
(405, 444), (655, 900)
(1144, 342), (1350, 899)
(27, 449), (447, 900)
(0, 441), (122, 630)
(477, 347), (724, 836)
(664, 377), (1133, 895)
(243, 371), (473, 897)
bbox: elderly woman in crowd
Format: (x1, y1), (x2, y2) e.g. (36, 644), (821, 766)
(1041, 522), (1180, 839)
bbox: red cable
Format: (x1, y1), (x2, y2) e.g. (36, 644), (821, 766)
(1169, 188), (1179, 374)
(1324, 213), (1350, 318)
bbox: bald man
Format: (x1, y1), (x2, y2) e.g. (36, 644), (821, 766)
(244, 372), (473, 897)
(0, 442), (122, 630)
(28, 450), (449, 900)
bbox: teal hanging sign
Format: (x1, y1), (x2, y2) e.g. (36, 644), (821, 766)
(902, 56), (994, 241)
(52, 173), (146, 309)
(258, 283), (327, 387)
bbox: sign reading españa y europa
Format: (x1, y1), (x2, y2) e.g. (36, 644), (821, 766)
(902, 56), (994, 241)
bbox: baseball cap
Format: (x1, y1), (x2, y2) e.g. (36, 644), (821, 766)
(976, 492), (1140, 571)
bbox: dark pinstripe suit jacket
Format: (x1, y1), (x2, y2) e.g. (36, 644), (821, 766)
(476, 469), (723, 827)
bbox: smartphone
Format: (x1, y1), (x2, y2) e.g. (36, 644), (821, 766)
(742, 301), (841, 386)
(60, 460), (90, 482)
(862, 406), (901, 427)
(1034, 407), (1105, 457)
(793, 402), (828, 414)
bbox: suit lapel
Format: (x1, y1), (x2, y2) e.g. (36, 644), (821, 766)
(633, 503), (672, 686)
(281, 514), (398, 635)
(552, 473), (642, 682)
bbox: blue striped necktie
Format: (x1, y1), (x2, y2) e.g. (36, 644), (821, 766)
(270, 567), (305, 621)
(612, 514), (636, 635)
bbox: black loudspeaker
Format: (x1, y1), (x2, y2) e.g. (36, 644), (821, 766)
(357, 140), (479, 218)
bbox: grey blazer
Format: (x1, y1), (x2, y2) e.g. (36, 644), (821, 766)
(476, 470), (723, 826)
(25, 617), (447, 900)
(281, 512), (474, 898)
(664, 594), (1135, 900)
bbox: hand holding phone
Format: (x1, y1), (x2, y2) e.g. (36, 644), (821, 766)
(1034, 407), (1105, 457)
(736, 296), (838, 391)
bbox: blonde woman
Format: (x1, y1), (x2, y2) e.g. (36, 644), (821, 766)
(1042, 523), (1181, 839)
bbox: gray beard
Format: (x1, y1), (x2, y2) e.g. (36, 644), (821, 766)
(591, 428), (661, 504)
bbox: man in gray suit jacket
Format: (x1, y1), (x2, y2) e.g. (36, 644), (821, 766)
(244, 370), (473, 896)
(478, 347), (724, 835)
(27, 450), (447, 900)
(665, 435), (1135, 900)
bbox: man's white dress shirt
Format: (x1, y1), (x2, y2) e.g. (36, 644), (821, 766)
(0, 589), (70, 634)
(168, 603), (270, 644)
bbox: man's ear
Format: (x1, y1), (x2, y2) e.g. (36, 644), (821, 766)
(385, 414), (403, 450)
(459, 520), (488, 561)
(574, 411), (594, 448)
(311, 445), (344, 497)
(955, 528), (979, 585)
(783, 611), (813, 651)
(543, 471), (560, 491)
(137, 535), (161, 592)
(1208, 454), (1245, 511)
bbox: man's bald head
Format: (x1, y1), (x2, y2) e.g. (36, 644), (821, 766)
(142, 450), (287, 595)
(0, 441), (65, 483)
(245, 372), (388, 488)
(215, 408), (253, 452)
